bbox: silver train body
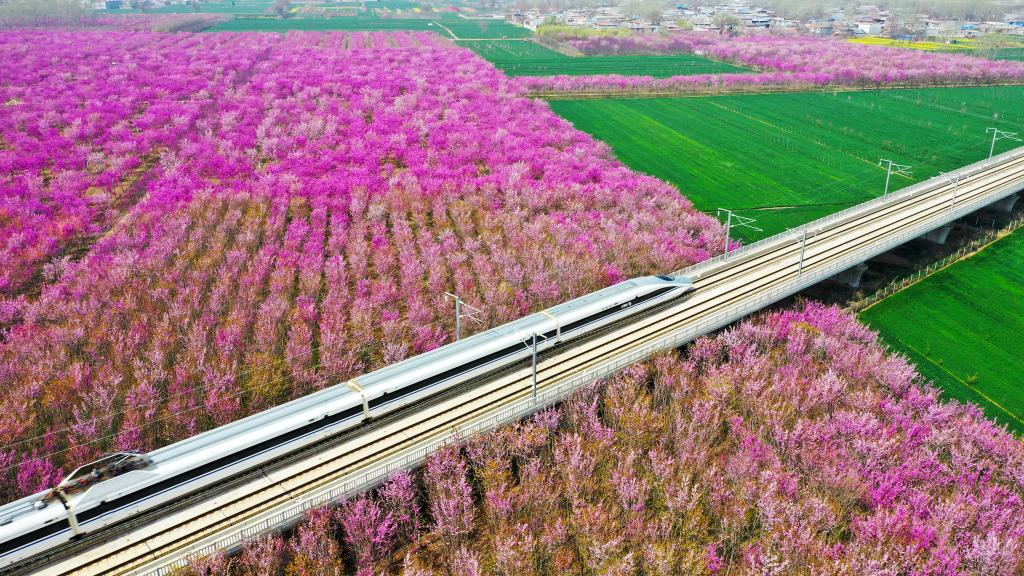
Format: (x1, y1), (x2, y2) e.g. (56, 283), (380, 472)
(0, 275), (693, 566)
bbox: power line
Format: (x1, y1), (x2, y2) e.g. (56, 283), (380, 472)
(789, 134), (990, 208)
(708, 133), (997, 238)
(0, 293), (493, 457)
(725, 121), (987, 213)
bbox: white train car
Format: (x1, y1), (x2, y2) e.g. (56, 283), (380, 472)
(358, 275), (694, 416)
(0, 386), (366, 565)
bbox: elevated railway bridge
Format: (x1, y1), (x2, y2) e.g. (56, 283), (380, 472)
(4, 146), (1024, 576)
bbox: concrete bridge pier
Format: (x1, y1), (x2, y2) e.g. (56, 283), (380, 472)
(832, 263), (868, 289)
(991, 193), (1019, 213)
(921, 223), (955, 245)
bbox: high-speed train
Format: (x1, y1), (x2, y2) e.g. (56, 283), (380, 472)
(0, 274), (693, 566)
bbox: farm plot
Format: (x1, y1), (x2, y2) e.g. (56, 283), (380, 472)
(550, 86), (1024, 239)
(878, 85), (1024, 125)
(458, 39), (748, 77)
(996, 47), (1024, 61)
(374, 0), (425, 8)
(848, 37), (976, 52)
(441, 20), (531, 39)
(860, 228), (1024, 433)
(849, 36), (1024, 63)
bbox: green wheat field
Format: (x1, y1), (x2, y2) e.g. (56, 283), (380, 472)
(550, 86), (1024, 239)
(861, 228), (1024, 434)
(458, 39), (748, 77)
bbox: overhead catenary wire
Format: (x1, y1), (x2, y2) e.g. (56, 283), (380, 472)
(704, 99), (992, 211)
(720, 134), (997, 222)
(0, 293), (497, 463)
(0, 294), (497, 477)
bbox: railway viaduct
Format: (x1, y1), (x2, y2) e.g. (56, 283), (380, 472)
(14, 145), (1024, 576)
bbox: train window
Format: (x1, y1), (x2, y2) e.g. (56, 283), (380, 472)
(58, 452), (149, 492)
(62, 454), (127, 483)
(656, 275), (675, 281)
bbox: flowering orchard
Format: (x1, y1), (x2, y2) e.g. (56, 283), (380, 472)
(0, 31), (724, 500)
(0, 31), (274, 296)
(182, 304), (1024, 575)
(545, 28), (708, 56)
(702, 34), (1024, 83)
(525, 32), (1024, 95)
(521, 70), (829, 96)
(84, 14), (230, 32)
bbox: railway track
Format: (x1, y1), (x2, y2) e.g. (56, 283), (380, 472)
(17, 148), (1024, 576)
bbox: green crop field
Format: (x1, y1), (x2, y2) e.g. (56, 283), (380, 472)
(457, 39), (747, 77)
(441, 20), (531, 39)
(996, 47), (1024, 61)
(550, 86), (1024, 240)
(860, 229), (1024, 434)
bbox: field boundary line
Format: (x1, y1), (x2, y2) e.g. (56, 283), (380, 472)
(740, 201), (856, 211)
(529, 81), (1024, 100)
(430, 20), (458, 39)
(885, 333), (1024, 429)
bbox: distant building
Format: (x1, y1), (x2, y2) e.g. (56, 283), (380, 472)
(855, 21), (882, 34)
(740, 12), (772, 30)
(770, 18), (798, 30)
(806, 20), (833, 36)
(980, 21), (1017, 34)
(923, 19), (959, 38)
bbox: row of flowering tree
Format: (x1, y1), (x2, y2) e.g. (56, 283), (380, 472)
(181, 304), (1024, 575)
(522, 31), (1024, 96)
(0, 30), (725, 501)
(85, 14), (230, 32)
(0, 30), (272, 297)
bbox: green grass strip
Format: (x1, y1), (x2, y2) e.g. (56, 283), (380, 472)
(860, 228), (1024, 433)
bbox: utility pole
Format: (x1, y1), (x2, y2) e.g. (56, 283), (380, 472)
(519, 331), (547, 404)
(444, 292), (483, 341)
(987, 127), (1021, 158)
(723, 209), (731, 254)
(941, 170), (962, 209)
(531, 333), (538, 403)
(717, 208), (762, 260)
(798, 228), (807, 276)
(878, 159), (912, 196)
